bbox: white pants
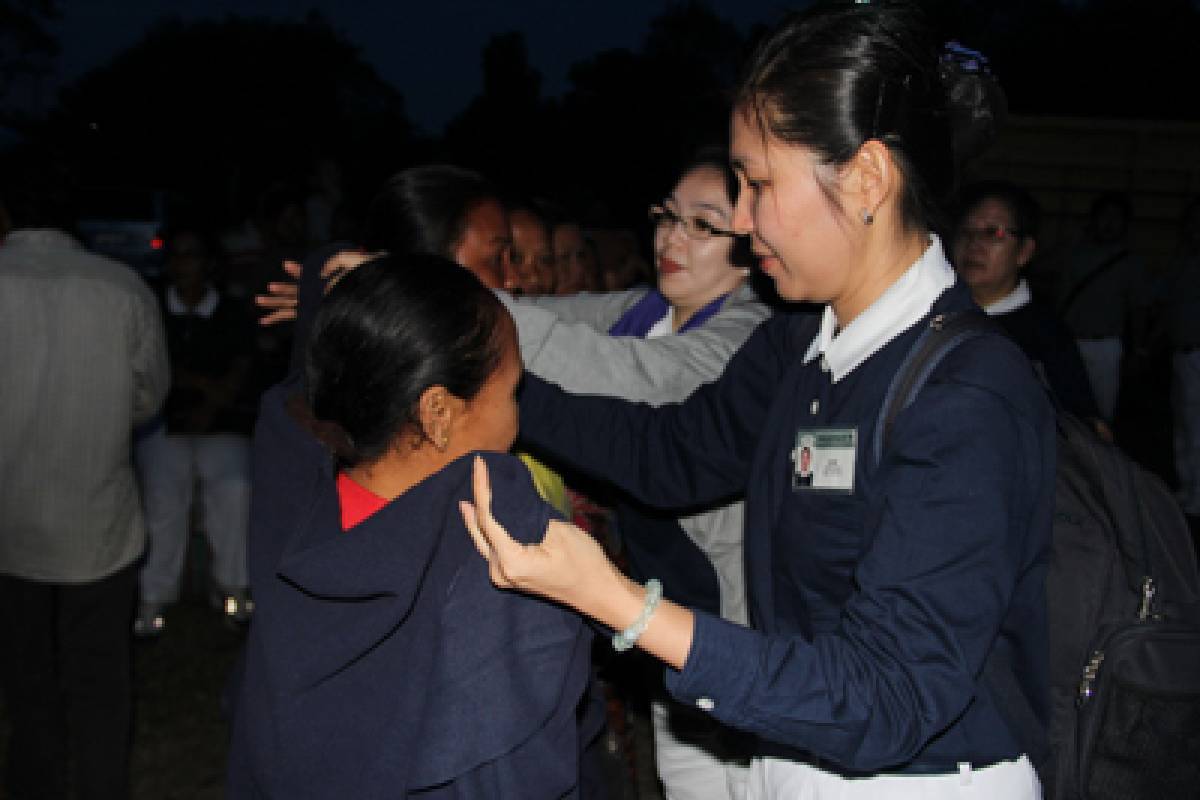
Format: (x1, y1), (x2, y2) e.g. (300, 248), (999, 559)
(748, 755), (1041, 799)
(135, 426), (251, 605)
(1076, 337), (1123, 422)
(1174, 351), (1200, 515)
(652, 701), (749, 800)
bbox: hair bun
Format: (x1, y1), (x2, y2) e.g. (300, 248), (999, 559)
(285, 391), (357, 464)
(939, 40), (1007, 168)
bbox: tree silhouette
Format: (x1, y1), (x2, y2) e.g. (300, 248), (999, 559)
(436, 2), (750, 223)
(0, 0), (58, 116)
(928, 0), (1199, 121)
(441, 31), (552, 192)
(53, 12), (413, 215)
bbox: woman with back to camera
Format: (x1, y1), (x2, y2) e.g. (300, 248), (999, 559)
(267, 153), (773, 798)
(952, 179), (1108, 436)
(227, 254), (590, 797)
(461, 4), (1055, 798)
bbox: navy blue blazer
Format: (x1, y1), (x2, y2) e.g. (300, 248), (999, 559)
(518, 281), (1055, 775)
(228, 381), (591, 798)
(993, 301), (1101, 421)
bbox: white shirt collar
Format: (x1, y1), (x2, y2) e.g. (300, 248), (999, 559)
(802, 235), (956, 383)
(166, 285), (220, 318)
(645, 306), (674, 339)
(982, 278), (1031, 316)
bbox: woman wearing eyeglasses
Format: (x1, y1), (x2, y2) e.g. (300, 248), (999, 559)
(506, 146), (770, 799)
(461, 4), (1053, 797)
(953, 180), (1105, 432)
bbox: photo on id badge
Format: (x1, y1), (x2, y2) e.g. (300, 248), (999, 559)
(792, 428), (856, 493)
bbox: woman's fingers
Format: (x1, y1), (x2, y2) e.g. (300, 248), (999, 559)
(459, 500), (491, 560)
(320, 250), (374, 280)
(469, 457), (514, 562)
(254, 281), (300, 325)
(282, 259), (303, 280)
(257, 308), (298, 326)
(256, 283), (299, 306)
(461, 461), (522, 589)
(471, 455), (496, 528)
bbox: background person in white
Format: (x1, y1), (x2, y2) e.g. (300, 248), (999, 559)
(951, 180), (1106, 437)
(0, 148), (169, 799)
(133, 226), (255, 636)
(1054, 192), (1149, 423)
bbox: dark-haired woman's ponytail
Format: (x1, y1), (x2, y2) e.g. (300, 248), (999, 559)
(735, 3), (1007, 235)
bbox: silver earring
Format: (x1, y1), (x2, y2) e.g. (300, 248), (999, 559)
(861, 208), (874, 225)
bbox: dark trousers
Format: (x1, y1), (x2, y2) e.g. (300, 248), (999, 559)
(0, 563), (136, 800)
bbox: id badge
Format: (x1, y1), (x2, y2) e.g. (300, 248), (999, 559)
(791, 427), (857, 493)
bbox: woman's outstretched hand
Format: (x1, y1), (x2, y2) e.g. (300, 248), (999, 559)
(459, 456), (620, 613)
(460, 455), (696, 670)
(255, 250), (377, 326)
(256, 260), (302, 325)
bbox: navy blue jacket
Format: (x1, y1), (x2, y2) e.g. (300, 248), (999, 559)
(518, 282), (1055, 775)
(228, 381), (591, 798)
(993, 301), (1101, 421)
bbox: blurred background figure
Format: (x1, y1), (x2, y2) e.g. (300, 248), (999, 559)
(592, 226), (652, 291)
(1165, 197), (1200, 536)
(0, 147), (169, 800)
(952, 180), (1106, 434)
(304, 157), (347, 249)
(1055, 191), (1149, 423)
(363, 164), (513, 292)
(134, 226), (256, 637)
(507, 198), (557, 295)
(552, 217), (600, 295)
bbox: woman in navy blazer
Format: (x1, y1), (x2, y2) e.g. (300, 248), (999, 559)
(463, 5), (1054, 799)
(227, 254), (590, 798)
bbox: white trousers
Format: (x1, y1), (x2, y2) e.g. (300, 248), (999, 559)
(135, 426), (251, 605)
(1173, 351), (1200, 515)
(1076, 337), (1124, 422)
(652, 701), (749, 800)
(748, 755), (1041, 799)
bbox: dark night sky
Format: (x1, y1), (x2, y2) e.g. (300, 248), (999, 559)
(50, 0), (797, 133)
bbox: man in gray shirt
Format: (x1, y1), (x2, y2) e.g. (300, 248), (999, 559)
(0, 153), (168, 799)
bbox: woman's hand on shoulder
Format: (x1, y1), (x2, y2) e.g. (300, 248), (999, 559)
(461, 455), (696, 670)
(459, 456), (622, 615)
(320, 249), (375, 289)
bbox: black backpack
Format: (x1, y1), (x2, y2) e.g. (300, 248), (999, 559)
(877, 311), (1200, 799)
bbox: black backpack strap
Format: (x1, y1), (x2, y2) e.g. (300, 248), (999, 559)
(873, 311), (998, 467)
(873, 310), (1050, 768)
